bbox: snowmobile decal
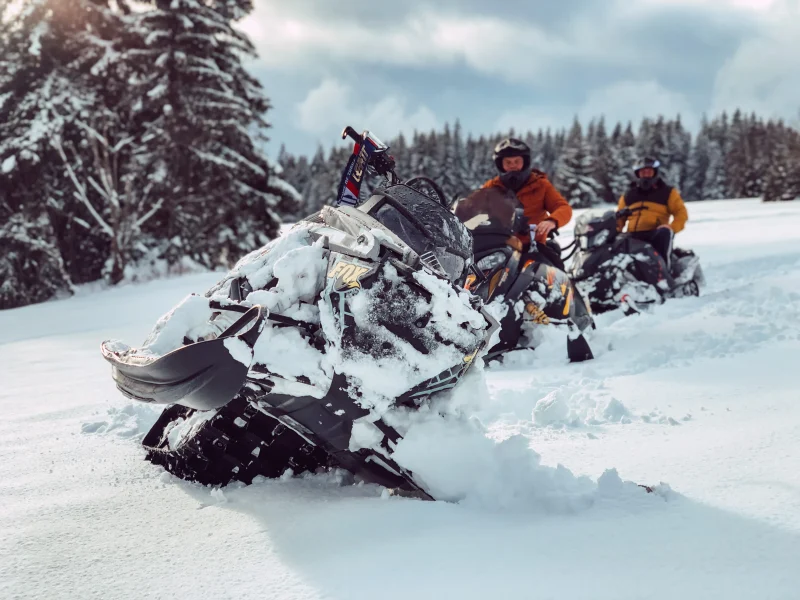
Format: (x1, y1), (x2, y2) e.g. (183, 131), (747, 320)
(353, 144), (370, 182)
(327, 260), (371, 292)
(335, 127), (394, 207)
(336, 144), (374, 207)
(562, 285), (573, 316)
(488, 269), (506, 297)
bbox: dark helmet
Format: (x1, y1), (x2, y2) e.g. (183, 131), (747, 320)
(493, 138), (531, 173)
(633, 157), (661, 190)
(633, 156), (660, 178)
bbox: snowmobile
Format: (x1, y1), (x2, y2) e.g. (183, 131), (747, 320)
(452, 187), (595, 362)
(569, 206), (705, 314)
(100, 126), (499, 500)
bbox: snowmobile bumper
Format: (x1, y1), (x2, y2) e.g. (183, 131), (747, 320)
(100, 305), (266, 411)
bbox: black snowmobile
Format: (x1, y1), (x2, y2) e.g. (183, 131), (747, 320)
(452, 187), (595, 362)
(100, 126), (499, 500)
(569, 206), (705, 314)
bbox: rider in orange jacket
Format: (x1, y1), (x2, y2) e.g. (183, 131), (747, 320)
(481, 138), (572, 247)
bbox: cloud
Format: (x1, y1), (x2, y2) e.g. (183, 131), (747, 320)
(296, 79), (351, 134)
(493, 109), (567, 136)
(635, 0), (777, 9)
(579, 80), (698, 130)
(236, 2), (681, 85)
(710, 1), (800, 121)
(237, 0), (798, 155)
(296, 78), (438, 141)
(492, 80), (697, 135)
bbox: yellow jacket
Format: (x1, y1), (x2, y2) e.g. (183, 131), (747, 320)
(617, 180), (688, 233)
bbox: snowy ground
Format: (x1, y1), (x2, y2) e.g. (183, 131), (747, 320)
(2, 199), (800, 599)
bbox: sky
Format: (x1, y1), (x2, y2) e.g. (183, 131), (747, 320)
(236, 0), (800, 157)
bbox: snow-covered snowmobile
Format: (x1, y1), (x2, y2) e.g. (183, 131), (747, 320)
(569, 206), (705, 314)
(452, 187), (595, 362)
(100, 127), (499, 500)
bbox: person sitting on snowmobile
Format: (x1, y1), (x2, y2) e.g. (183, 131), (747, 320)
(481, 138), (572, 264)
(617, 157), (688, 269)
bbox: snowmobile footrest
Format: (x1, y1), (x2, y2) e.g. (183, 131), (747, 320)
(567, 334), (594, 363)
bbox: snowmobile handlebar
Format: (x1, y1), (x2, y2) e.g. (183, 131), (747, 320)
(616, 205), (649, 219)
(341, 125), (397, 181)
(336, 124), (451, 207)
(341, 126), (363, 144)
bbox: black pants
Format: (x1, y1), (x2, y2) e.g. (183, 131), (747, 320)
(631, 228), (674, 268)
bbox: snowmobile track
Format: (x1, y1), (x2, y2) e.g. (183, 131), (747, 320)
(142, 393), (332, 487)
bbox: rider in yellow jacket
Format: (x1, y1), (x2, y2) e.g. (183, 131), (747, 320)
(617, 157), (688, 268)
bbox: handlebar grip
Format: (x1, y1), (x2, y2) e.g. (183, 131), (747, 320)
(341, 126), (362, 144)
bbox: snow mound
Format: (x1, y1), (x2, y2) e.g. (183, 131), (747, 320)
(81, 403), (163, 440)
(528, 380), (631, 426)
(392, 414), (656, 511)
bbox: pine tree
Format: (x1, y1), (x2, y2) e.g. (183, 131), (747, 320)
(0, 201), (73, 309)
(592, 117), (615, 203)
(0, 0), (128, 285)
(539, 129), (559, 179)
(763, 141), (794, 201)
(638, 116), (668, 165)
(302, 146), (328, 212)
(686, 117), (712, 201)
(126, 0), (297, 267)
(699, 115), (729, 200)
(275, 145), (309, 218)
(747, 114), (770, 198)
(763, 123), (800, 202)
(609, 122), (637, 200)
(466, 134), (494, 189)
(436, 121), (470, 200)
(663, 116), (691, 191)
(726, 110), (754, 198)
(555, 118), (601, 207)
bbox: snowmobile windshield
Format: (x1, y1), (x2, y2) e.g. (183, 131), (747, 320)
(454, 188), (520, 234)
(575, 210), (617, 249)
(360, 184), (472, 283)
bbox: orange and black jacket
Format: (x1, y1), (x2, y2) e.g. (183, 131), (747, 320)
(482, 170), (572, 243)
(617, 179), (688, 233)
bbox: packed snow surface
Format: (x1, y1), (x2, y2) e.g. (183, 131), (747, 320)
(2, 199), (800, 599)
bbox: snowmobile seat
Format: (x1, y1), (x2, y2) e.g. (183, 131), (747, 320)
(534, 241), (566, 271)
(472, 232), (518, 254)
